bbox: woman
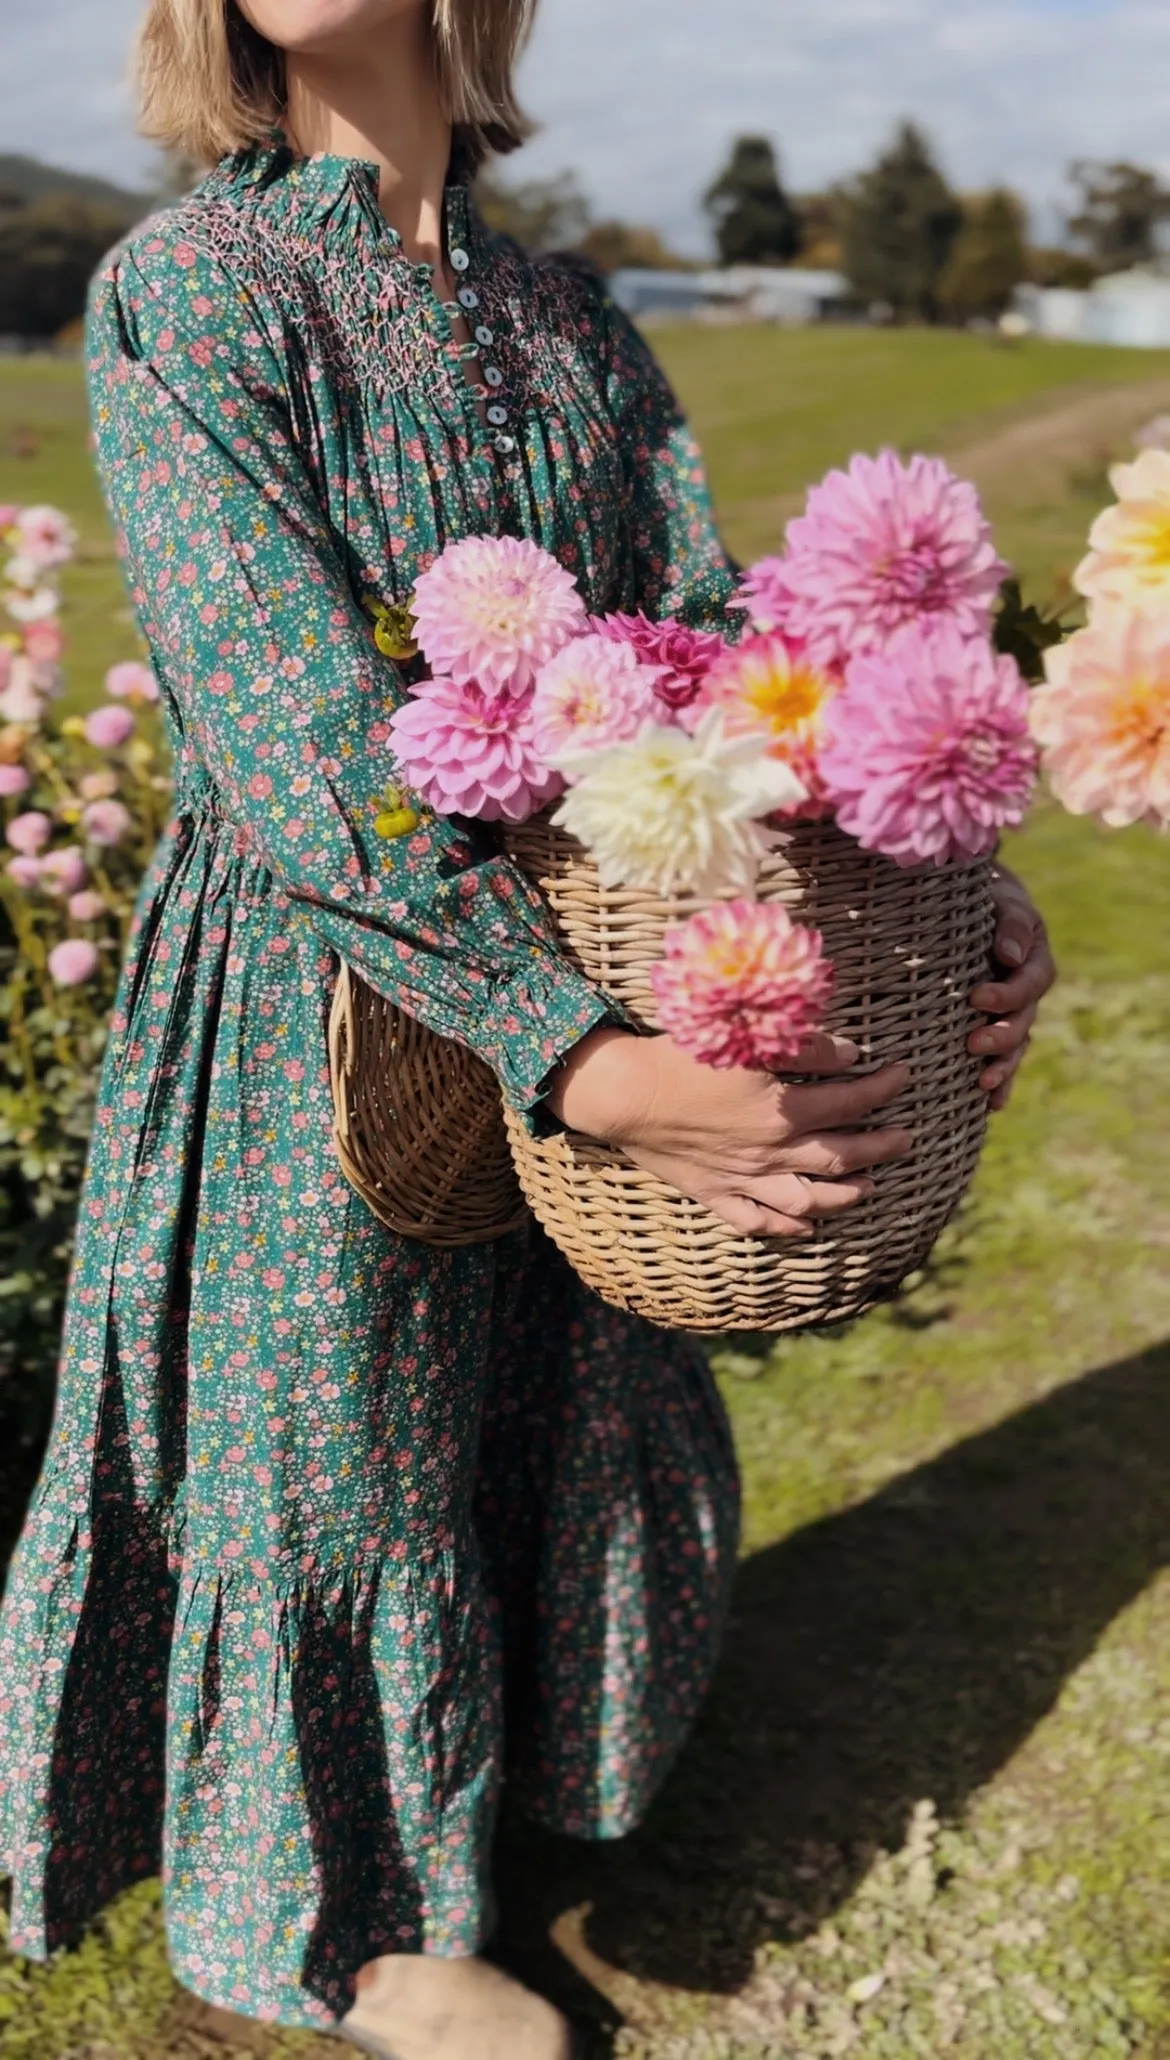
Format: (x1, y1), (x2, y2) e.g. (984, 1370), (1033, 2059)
(0, 1), (1054, 2054)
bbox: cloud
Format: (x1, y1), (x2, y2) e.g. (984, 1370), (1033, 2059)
(5, 0), (1170, 250)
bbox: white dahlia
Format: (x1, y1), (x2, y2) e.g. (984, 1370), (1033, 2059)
(553, 711), (806, 897)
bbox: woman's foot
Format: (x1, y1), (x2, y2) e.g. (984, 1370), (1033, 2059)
(341, 1954), (573, 2060)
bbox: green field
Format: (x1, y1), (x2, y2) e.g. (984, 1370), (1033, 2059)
(3, 331), (1170, 2059)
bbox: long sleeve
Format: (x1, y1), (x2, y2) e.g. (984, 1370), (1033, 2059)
(599, 287), (740, 635)
(85, 231), (613, 1116)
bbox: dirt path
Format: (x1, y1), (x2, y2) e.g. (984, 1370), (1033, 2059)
(953, 370), (1170, 501)
(742, 370), (1170, 542)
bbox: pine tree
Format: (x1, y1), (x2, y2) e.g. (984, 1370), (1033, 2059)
(704, 137), (802, 268)
(938, 189), (1029, 323)
(839, 122), (962, 321)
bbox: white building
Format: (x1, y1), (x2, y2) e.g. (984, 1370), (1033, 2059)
(1015, 267), (1170, 349)
(610, 265), (853, 326)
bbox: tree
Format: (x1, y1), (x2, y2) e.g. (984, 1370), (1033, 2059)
(839, 122), (962, 322)
(938, 188), (1029, 323)
(0, 195), (131, 339)
(704, 136), (801, 268)
(576, 220), (687, 275)
(1068, 160), (1170, 272)
(476, 170), (591, 253)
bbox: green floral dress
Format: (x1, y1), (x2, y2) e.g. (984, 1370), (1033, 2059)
(0, 142), (740, 2029)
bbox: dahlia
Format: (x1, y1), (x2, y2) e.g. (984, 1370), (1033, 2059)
(48, 938), (99, 987)
(553, 711), (806, 897)
(81, 799), (132, 848)
(686, 631), (838, 811)
(650, 900), (834, 1071)
(14, 505), (77, 572)
(1075, 449), (1170, 611)
(68, 889), (108, 922)
(40, 846), (88, 895)
(820, 620), (1036, 867)
(1031, 609), (1170, 829)
(84, 704), (136, 749)
(388, 677), (563, 823)
(0, 764), (30, 797)
(0, 656), (47, 727)
(594, 612), (725, 715)
(5, 586), (60, 626)
(410, 536), (588, 694)
(6, 810), (51, 857)
(531, 633), (659, 767)
(741, 451), (1008, 672)
(106, 660), (160, 703)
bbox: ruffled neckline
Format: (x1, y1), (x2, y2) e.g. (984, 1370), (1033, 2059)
(201, 133), (477, 261)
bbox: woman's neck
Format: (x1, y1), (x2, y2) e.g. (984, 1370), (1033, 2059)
(282, 8), (453, 264)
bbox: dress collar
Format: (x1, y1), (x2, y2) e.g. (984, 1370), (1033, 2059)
(204, 134), (477, 258)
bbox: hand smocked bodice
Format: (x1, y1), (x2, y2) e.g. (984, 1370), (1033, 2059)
(84, 140), (738, 1116)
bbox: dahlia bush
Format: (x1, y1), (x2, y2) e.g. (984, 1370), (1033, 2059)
(0, 506), (171, 1443)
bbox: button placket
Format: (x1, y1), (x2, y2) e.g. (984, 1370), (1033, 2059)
(445, 206), (518, 461)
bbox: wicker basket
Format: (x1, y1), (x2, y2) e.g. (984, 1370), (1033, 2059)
(328, 962), (528, 1245)
(501, 815), (996, 1334)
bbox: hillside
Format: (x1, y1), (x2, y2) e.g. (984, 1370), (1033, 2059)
(0, 152), (152, 218)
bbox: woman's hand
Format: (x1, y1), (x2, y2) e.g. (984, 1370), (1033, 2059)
(969, 866), (1057, 1110)
(546, 1027), (913, 1239)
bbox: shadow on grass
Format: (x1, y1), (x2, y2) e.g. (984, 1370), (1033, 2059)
(5, 1340), (1168, 2051)
(494, 1337), (1170, 2012)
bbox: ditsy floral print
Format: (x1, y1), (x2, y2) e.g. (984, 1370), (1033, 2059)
(0, 142), (741, 2028)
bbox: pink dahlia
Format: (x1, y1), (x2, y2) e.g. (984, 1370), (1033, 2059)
(531, 633), (658, 768)
(6, 855), (42, 888)
(594, 611), (725, 715)
(105, 660), (160, 703)
(14, 505), (77, 572)
(68, 888), (107, 922)
(650, 900), (834, 1071)
(6, 809), (51, 856)
(81, 799), (132, 847)
(738, 452), (1008, 672)
(23, 618), (63, 669)
(48, 937), (99, 987)
(820, 620), (1037, 868)
(84, 703), (136, 749)
(388, 677), (563, 823)
(411, 536), (588, 695)
(40, 845), (88, 895)
(0, 763), (30, 797)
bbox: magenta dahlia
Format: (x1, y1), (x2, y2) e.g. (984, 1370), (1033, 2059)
(388, 677), (563, 823)
(531, 632), (659, 768)
(737, 451), (1008, 672)
(594, 611), (725, 715)
(819, 619), (1037, 868)
(410, 536), (588, 695)
(650, 899), (834, 1071)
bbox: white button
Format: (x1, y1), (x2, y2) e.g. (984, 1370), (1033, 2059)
(486, 404), (509, 427)
(484, 366), (504, 389)
(494, 434), (517, 455)
(474, 325), (494, 347)
(450, 247), (470, 273)
(457, 287), (480, 311)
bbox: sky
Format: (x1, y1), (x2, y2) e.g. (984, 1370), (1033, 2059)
(5, 0), (1170, 254)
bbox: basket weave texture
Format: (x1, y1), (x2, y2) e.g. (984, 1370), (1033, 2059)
(328, 962), (527, 1246)
(501, 815), (996, 1334)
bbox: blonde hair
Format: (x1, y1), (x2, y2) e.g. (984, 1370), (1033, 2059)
(135, 0), (535, 170)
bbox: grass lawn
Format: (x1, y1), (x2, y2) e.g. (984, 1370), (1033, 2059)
(3, 330), (1170, 2059)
